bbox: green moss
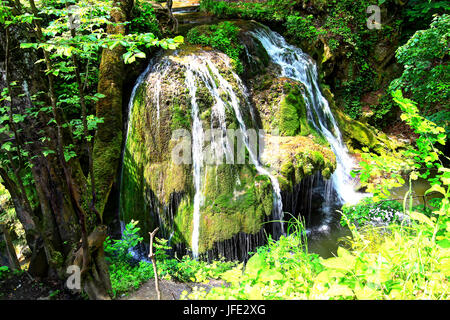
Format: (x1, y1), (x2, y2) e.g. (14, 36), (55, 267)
(186, 21), (245, 74)
(93, 133), (122, 215)
(322, 167), (332, 179)
(192, 164), (274, 253)
(172, 197), (193, 246)
(278, 82), (318, 138)
(311, 151), (325, 166)
(279, 97), (301, 136)
(322, 85), (402, 154)
(171, 100), (191, 130)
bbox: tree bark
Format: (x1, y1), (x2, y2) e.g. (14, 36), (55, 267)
(93, 0), (134, 218)
(0, 224), (21, 271)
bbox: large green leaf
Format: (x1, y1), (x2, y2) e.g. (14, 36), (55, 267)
(326, 284), (354, 297)
(409, 211), (435, 228)
(321, 248), (356, 271)
(244, 254), (267, 278)
(258, 269), (284, 282)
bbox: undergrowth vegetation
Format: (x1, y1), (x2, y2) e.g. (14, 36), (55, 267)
(104, 220), (237, 297)
(183, 214), (449, 300)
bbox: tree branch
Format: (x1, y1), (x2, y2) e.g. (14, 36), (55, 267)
(148, 227), (161, 300)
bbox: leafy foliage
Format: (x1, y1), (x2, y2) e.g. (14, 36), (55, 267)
(341, 198), (406, 227)
(186, 21), (244, 74)
(390, 15), (449, 114)
(104, 220), (143, 262)
(0, 266), (10, 280)
(0, 0), (183, 174)
(367, 95), (397, 129)
(403, 0), (450, 36)
(284, 14), (321, 43)
(354, 91), (449, 249)
(129, 0), (161, 36)
(184, 215), (449, 300)
(104, 221), (237, 297)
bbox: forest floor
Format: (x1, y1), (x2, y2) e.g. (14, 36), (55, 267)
(0, 271), (83, 300)
(0, 271), (222, 300)
(119, 279), (223, 300)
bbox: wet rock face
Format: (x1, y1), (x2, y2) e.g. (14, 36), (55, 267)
(121, 46), (275, 256)
(121, 27), (339, 259)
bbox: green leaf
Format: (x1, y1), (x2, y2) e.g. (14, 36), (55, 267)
(122, 51), (132, 63)
(221, 266), (243, 284)
(1, 142), (12, 152)
(258, 269), (283, 282)
(425, 184), (446, 196)
(326, 284), (354, 297)
(409, 211), (435, 228)
(42, 149), (56, 157)
(244, 254), (267, 278)
(134, 51), (146, 59)
(320, 256), (354, 272)
(20, 43), (38, 49)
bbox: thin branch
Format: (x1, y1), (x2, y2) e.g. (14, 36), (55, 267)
(148, 227), (161, 300)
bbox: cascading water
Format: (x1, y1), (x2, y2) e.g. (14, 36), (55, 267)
(183, 53), (285, 256)
(204, 60), (285, 238)
(185, 67), (204, 258)
(251, 26), (366, 206)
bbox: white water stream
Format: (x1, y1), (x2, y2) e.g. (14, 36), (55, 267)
(251, 26), (366, 206)
(183, 53), (285, 257)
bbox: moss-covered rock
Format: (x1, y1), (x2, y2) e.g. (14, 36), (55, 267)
(120, 46), (276, 253)
(260, 135), (336, 190)
(120, 25), (344, 255)
(322, 86), (404, 155)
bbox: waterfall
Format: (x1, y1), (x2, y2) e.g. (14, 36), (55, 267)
(185, 67), (204, 258)
(251, 26), (365, 206)
(183, 53), (285, 256)
(204, 60), (285, 238)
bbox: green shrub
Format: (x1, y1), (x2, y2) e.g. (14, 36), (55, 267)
(390, 15), (449, 112)
(403, 0), (450, 36)
(186, 21), (245, 74)
(0, 266), (10, 280)
(104, 220), (237, 297)
(343, 99), (362, 120)
(130, 0), (161, 37)
(427, 110), (450, 141)
(104, 220), (143, 263)
(184, 210), (449, 300)
(368, 95), (397, 129)
(284, 14), (321, 43)
(341, 197), (406, 227)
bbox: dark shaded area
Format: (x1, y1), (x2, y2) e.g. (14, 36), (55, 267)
(0, 272), (83, 300)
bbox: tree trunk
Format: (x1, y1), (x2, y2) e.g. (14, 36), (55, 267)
(0, 0), (135, 300)
(93, 0), (135, 218)
(0, 224), (21, 271)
